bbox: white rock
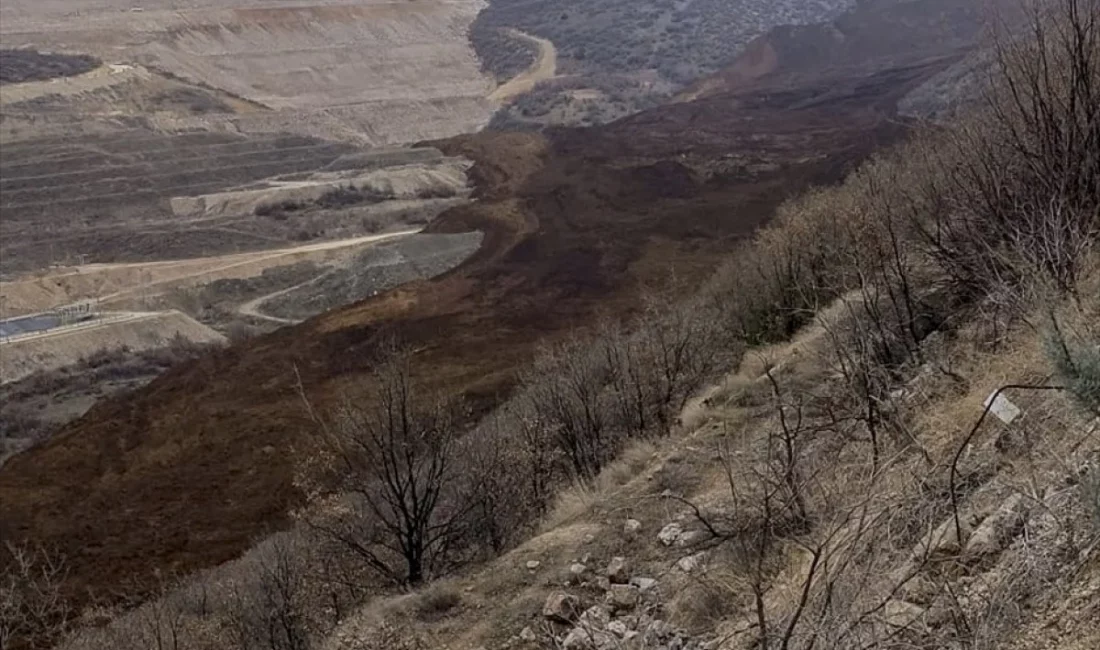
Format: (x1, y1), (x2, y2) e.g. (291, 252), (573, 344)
(519, 626), (537, 642)
(562, 627), (614, 650)
(658, 522), (683, 546)
(578, 605), (611, 628)
(606, 556), (629, 583)
(623, 518), (642, 535)
(607, 620), (629, 637)
(676, 552), (705, 573)
(526, 560), (541, 570)
(630, 576), (658, 591)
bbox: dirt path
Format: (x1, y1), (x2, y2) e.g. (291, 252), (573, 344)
(236, 269), (336, 325)
(488, 29), (558, 102)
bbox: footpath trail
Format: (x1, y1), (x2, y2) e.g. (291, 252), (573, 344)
(488, 29), (558, 102)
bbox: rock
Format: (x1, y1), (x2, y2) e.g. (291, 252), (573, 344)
(676, 552), (705, 573)
(562, 627), (614, 650)
(630, 576), (658, 591)
(605, 584), (640, 612)
(644, 619), (671, 643)
(964, 494), (1029, 559)
(526, 560), (541, 570)
(658, 522), (683, 546)
(883, 600), (925, 629)
(566, 563), (589, 585)
(605, 556), (629, 584)
(519, 627), (537, 642)
(543, 593), (582, 624)
(607, 620), (629, 638)
(914, 517), (968, 560)
(623, 518), (642, 535)
(678, 530), (709, 547)
(578, 605), (611, 629)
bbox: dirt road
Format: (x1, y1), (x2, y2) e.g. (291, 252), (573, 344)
(236, 270), (335, 325)
(488, 30), (558, 102)
(2, 229), (421, 315)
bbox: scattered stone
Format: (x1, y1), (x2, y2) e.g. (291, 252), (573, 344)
(583, 533), (597, 544)
(543, 593), (582, 624)
(578, 605), (611, 628)
(623, 518), (642, 535)
(630, 576), (658, 591)
(605, 556), (629, 584)
(964, 494), (1029, 559)
(914, 517), (967, 560)
(526, 560), (541, 570)
(678, 529), (709, 547)
(658, 522), (683, 546)
(519, 627), (537, 642)
(883, 600), (926, 629)
(607, 620), (629, 638)
(676, 552), (705, 573)
(644, 619), (671, 643)
(566, 563), (589, 585)
(562, 627), (614, 650)
(605, 584), (640, 612)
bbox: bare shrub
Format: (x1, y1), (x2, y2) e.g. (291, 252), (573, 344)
(521, 337), (613, 480)
(916, 0), (1100, 301)
(224, 534), (312, 650)
(0, 543), (70, 650)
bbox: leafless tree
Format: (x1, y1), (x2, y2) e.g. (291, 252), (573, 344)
(300, 346), (468, 586)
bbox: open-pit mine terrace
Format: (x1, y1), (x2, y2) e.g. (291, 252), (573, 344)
(0, 0), (497, 144)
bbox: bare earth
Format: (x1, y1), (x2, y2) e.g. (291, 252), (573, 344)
(0, 0), (497, 144)
(488, 30), (558, 102)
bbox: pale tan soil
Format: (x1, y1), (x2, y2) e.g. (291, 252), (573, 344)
(488, 30), (558, 103)
(0, 230), (419, 317)
(0, 0), (497, 144)
(0, 310), (225, 384)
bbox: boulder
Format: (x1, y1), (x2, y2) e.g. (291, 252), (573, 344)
(605, 556), (629, 584)
(607, 620), (629, 638)
(519, 627), (538, 642)
(623, 518), (642, 535)
(543, 593), (582, 624)
(526, 560), (541, 570)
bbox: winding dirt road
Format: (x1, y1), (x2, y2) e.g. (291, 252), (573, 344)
(488, 29), (558, 102)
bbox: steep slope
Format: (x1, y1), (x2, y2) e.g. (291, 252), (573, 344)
(0, 0), (977, 610)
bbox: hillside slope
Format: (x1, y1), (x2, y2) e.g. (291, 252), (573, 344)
(0, 0), (986, 613)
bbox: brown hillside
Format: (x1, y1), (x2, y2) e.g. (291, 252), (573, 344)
(0, 35), (956, 609)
